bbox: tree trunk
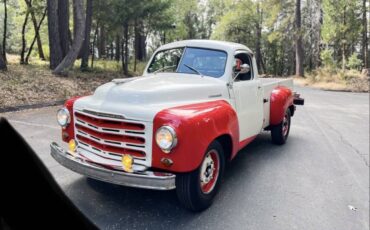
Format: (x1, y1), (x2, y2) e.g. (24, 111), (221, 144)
(110, 43), (114, 59)
(135, 20), (146, 61)
(295, 0), (304, 77)
(140, 35), (146, 61)
(139, 21), (146, 61)
(2, 0), (8, 62)
(25, 7), (47, 64)
(53, 0), (85, 75)
(123, 23), (129, 75)
(134, 19), (138, 72)
(98, 26), (106, 58)
(20, 11), (30, 64)
(25, 0), (45, 60)
(47, 0), (63, 69)
(362, 0), (368, 68)
(121, 38), (124, 71)
(255, 3), (265, 74)
(80, 0), (93, 71)
(0, 46), (6, 70)
(313, 0), (322, 68)
(91, 21), (99, 68)
(115, 35), (120, 61)
(58, 0), (70, 57)
(342, 5), (346, 71)
(162, 31), (166, 45)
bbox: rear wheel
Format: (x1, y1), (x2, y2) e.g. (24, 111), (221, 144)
(271, 109), (291, 145)
(176, 141), (225, 212)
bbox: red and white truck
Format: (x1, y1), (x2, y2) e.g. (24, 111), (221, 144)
(51, 40), (304, 211)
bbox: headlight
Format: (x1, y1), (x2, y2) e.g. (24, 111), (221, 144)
(155, 126), (177, 153)
(57, 108), (70, 127)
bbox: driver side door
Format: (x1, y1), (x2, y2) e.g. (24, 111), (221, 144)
(231, 53), (264, 141)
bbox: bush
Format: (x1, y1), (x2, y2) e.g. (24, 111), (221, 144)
(320, 49), (335, 69)
(347, 53), (362, 70)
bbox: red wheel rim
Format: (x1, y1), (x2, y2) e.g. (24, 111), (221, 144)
(200, 150), (220, 194)
(282, 113), (289, 136)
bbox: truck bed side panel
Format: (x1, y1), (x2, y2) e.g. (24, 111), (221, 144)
(261, 78), (293, 128)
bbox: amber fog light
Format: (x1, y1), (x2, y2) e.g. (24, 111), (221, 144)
(122, 154), (133, 172)
(68, 139), (77, 152)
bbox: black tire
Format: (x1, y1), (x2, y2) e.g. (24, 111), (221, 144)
(271, 109), (291, 145)
(176, 140), (225, 212)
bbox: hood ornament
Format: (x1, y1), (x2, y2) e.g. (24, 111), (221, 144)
(112, 77), (141, 84)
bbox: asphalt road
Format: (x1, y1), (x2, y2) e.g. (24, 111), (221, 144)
(1, 86), (369, 230)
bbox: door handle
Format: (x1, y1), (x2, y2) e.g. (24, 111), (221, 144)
(258, 86), (262, 89)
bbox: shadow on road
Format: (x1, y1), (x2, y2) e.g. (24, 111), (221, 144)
(64, 132), (298, 228)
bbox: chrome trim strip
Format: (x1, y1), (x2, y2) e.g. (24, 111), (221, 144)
(76, 130), (145, 150)
(75, 109), (146, 128)
(76, 144), (147, 163)
(75, 119), (146, 138)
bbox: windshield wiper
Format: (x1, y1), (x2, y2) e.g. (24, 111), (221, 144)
(153, 65), (176, 74)
(183, 64), (204, 77)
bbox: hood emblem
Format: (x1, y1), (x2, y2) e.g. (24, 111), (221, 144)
(208, 94), (222, 98)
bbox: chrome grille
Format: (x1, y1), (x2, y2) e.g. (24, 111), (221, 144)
(73, 109), (151, 169)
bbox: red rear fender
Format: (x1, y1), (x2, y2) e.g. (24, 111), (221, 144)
(270, 86), (293, 126)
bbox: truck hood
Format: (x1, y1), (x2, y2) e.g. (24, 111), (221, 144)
(74, 73), (229, 121)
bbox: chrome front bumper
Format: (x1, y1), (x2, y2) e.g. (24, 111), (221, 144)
(50, 142), (176, 190)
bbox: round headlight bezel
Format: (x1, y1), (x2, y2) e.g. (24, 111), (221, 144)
(57, 107), (71, 127)
(155, 125), (177, 153)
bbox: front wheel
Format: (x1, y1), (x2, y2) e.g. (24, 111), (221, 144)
(176, 141), (225, 212)
(271, 109), (291, 145)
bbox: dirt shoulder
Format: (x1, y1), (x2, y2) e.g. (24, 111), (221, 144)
(293, 69), (369, 93)
(294, 78), (369, 92)
(0, 58), (126, 110)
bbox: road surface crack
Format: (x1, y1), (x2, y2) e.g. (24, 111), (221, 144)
(325, 123), (369, 167)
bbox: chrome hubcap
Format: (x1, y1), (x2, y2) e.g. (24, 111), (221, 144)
(200, 150), (220, 194)
(201, 154), (215, 183)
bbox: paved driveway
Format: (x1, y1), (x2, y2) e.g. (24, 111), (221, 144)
(1, 86), (369, 230)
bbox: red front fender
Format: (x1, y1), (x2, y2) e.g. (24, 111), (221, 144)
(61, 96), (85, 142)
(152, 100), (239, 173)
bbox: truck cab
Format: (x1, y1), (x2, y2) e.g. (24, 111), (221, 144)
(51, 40), (304, 211)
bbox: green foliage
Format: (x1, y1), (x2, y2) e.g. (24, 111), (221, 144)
(211, 0), (256, 45)
(347, 53), (362, 70)
(1, 0), (367, 77)
(321, 0), (362, 67)
(320, 49), (335, 68)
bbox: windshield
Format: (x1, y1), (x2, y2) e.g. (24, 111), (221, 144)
(147, 47), (227, 78)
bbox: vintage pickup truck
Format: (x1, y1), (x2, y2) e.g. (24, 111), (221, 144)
(51, 40), (304, 211)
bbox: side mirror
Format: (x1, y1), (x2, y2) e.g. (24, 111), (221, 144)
(232, 63), (250, 81)
(239, 64), (250, 74)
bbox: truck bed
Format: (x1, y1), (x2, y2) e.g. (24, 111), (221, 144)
(261, 77), (293, 88)
(261, 78), (294, 128)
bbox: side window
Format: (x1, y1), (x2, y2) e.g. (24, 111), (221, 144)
(234, 53), (253, 81)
